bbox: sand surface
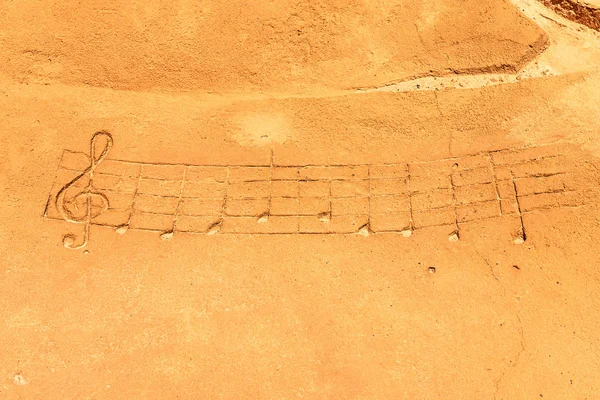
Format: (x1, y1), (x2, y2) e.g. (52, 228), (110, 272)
(540, 0), (600, 30)
(0, 0), (547, 92)
(1, 0), (600, 399)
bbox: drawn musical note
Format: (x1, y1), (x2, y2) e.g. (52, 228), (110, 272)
(159, 166), (188, 241)
(257, 150), (275, 224)
(511, 172), (527, 244)
(55, 131), (113, 249)
(448, 163), (461, 242)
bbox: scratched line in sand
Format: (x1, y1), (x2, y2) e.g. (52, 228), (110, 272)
(45, 132), (584, 249)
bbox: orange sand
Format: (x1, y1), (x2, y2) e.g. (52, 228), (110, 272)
(1, 0), (600, 398)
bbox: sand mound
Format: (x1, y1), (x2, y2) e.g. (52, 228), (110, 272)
(0, 0), (546, 92)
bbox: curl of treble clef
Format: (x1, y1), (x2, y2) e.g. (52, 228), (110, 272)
(55, 131), (113, 249)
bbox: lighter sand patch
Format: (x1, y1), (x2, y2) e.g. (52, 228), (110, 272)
(232, 112), (291, 146)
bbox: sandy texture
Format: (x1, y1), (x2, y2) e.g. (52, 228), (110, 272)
(1, 0), (600, 399)
(0, 0), (547, 92)
(540, 0), (600, 30)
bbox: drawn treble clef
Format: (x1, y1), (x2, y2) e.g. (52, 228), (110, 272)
(55, 131), (113, 249)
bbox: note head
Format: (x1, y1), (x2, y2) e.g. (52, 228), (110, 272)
(207, 220), (222, 235)
(358, 225), (370, 237)
(115, 224), (129, 235)
(160, 231), (174, 241)
(318, 212), (331, 223)
(400, 229), (412, 238)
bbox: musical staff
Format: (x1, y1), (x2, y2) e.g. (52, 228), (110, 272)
(44, 133), (584, 249)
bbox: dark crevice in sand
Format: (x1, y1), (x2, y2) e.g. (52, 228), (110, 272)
(494, 310), (526, 399)
(539, 0), (600, 31)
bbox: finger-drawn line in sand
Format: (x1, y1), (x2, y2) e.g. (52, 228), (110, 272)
(44, 133), (584, 249)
